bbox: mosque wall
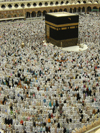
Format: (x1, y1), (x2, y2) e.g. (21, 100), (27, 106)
(0, 0), (100, 20)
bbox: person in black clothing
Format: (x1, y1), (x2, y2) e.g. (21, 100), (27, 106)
(70, 118), (72, 123)
(10, 105), (13, 111)
(97, 109), (100, 113)
(33, 122), (36, 127)
(52, 106), (55, 113)
(55, 100), (59, 107)
(87, 118), (89, 121)
(43, 122), (46, 127)
(77, 93), (80, 101)
(80, 118), (82, 122)
(57, 123), (60, 128)
(18, 72), (20, 77)
(2, 96), (7, 105)
(46, 126), (49, 132)
(63, 127), (66, 133)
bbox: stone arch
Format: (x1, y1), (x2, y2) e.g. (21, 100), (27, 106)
(7, 14), (12, 18)
(8, 4), (12, 8)
(82, 7), (85, 12)
(73, 8), (76, 12)
(54, 9), (58, 12)
(37, 11), (41, 17)
(1, 5), (5, 9)
(77, 1), (81, 3)
(33, 3), (37, 6)
(78, 7), (81, 12)
(39, 2), (42, 6)
(13, 14), (17, 17)
(61, 1), (64, 4)
(87, 6), (91, 12)
(93, 6), (97, 9)
(64, 8), (67, 12)
(45, 2), (48, 6)
(43, 10), (47, 16)
(83, 1), (86, 3)
(14, 4), (18, 8)
(70, 8), (72, 13)
(66, 1), (69, 4)
(55, 1), (59, 5)
(59, 9), (62, 12)
(26, 12), (30, 18)
(21, 3), (25, 8)
(32, 11), (36, 17)
(27, 3), (31, 7)
(49, 9), (53, 12)
(92, 6), (98, 12)
(50, 2), (53, 5)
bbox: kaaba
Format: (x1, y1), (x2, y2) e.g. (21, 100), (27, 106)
(45, 12), (79, 47)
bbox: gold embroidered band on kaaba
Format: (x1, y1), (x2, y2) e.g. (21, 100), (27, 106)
(45, 21), (78, 30)
(46, 24), (77, 30)
(45, 20), (78, 27)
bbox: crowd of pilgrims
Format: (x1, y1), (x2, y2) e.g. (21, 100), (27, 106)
(0, 12), (100, 133)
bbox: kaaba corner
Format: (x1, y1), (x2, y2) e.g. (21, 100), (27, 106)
(45, 12), (79, 47)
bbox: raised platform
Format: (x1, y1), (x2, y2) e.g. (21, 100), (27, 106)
(62, 43), (88, 52)
(43, 41), (88, 52)
(0, 16), (25, 21)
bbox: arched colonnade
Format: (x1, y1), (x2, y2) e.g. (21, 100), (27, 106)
(25, 6), (100, 18)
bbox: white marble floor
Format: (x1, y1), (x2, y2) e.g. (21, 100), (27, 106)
(43, 41), (88, 52)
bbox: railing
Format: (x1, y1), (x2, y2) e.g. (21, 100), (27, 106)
(85, 125), (100, 133)
(72, 117), (100, 133)
(0, 16), (25, 21)
(0, 0), (33, 2)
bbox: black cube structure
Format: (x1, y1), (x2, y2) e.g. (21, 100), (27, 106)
(45, 12), (79, 47)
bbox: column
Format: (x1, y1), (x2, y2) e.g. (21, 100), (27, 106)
(85, 7), (87, 14)
(41, 12), (43, 18)
(80, 8), (82, 13)
(30, 13), (32, 18)
(91, 7), (93, 12)
(76, 8), (78, 13)
(36, 12), (37, 17)
(67, 8), (70, 13)
(30, 13), (31, 18)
